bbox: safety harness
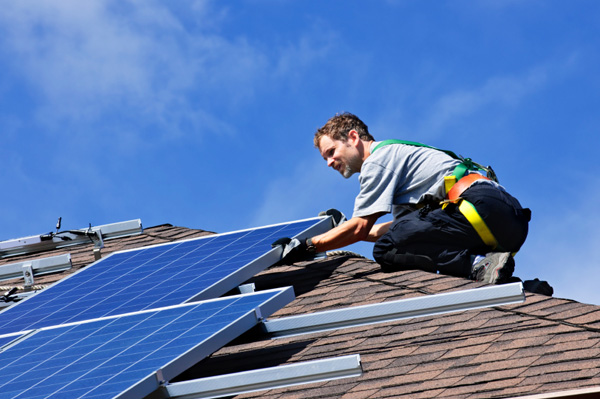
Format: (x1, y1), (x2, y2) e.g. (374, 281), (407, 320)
(371, 139), (501, 250)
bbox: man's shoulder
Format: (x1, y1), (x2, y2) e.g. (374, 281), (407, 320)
(370, 140), (460, 164)
(370, 140), (423, 155)
(366, 140), (411, 164)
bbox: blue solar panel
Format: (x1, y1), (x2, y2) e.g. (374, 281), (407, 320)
(0, 333), (22, 350)
(0, 218), (329, 335)
(0, 287), (294, 399)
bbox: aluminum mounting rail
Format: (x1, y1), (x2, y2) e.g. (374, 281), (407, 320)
(0, 219), (143, 257)
(0, 253), (72, 282)
(161, 354), (361, 399)
(263, 282), (525, 338)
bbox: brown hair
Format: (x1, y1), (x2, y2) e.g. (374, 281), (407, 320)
(314, 112), (375, 147)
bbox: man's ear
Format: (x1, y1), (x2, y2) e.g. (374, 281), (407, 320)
(347, 129), (360, 145)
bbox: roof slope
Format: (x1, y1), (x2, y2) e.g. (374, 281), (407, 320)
(181, 254), (600, 398)
(2, 223), (600, 398)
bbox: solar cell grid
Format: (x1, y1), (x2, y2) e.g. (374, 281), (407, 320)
(0, 288), (293, 399)
(0, 333), (23, 351)
(0, 218), (328, 335)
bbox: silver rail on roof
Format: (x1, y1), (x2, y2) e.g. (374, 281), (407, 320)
(0, 219), (143, 258)
(0, 253), (72, 282)
(262, 282), (526, 338)
(161, 354), (362, 399)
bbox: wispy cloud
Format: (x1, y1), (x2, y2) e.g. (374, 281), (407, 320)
(417, 66), (549, 137)
(0, 1), (344, 240)
(0, 1), (333, 145)
(273, 23), (336, 81)
(250, 158), (358, 227)
(1, 1), (172, 120)
(372, 54), (584, 145)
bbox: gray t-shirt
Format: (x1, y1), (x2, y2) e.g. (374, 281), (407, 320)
(353, 141), (461, 219)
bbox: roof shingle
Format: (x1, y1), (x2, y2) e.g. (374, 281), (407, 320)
(2, 223), (598, 398)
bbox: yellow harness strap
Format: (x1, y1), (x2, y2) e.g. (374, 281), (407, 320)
(457, 199), (498, 250)
(444, 175), (457, 195)
(443, 173), (499, 250)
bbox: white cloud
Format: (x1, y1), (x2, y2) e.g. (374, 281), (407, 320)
(368, 64), (553, 145)
(417, 66), (549, 137)
(0, 1), (336, 135)
(0, 1), (321, 143)
(273, 24), (336, 80)
(1, 1), (164, 113)
(0, 0), (343, 242)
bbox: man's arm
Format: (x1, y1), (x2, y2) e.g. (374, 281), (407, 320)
(311, 212), (385, 252)
(365, 221), (392, 242)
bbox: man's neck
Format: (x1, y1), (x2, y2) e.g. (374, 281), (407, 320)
(365, 140), (375, 159)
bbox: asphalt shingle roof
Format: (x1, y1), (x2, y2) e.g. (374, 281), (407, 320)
(186, 255), (600, 398)
(1, 223), (598, 398)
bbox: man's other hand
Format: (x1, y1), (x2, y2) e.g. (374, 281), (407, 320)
(271, 237), (313, 265)
(319, 208), (347, 227)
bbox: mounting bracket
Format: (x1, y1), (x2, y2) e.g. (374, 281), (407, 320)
(22, 263), (34, 290)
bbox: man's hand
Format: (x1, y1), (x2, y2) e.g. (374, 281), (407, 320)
(319, 208), (347, 227)
(271, 237), (314, 265)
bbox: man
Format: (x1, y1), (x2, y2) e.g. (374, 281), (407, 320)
(275, 112), (530, 284)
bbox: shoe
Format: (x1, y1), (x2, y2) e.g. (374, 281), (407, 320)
(470, 252), (515, 284)
(523, 278), (554, 296)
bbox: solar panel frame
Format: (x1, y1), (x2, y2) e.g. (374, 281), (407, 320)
(0, 287), (295, 399)
(0, 217), (330, 335)
(0, 332), (25, 351)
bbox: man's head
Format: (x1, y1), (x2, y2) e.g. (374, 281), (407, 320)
(313, 112), (375, 148)
(315, 113), (375, 178)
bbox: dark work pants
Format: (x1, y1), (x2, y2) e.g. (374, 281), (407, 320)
(372, 184), (531, 278)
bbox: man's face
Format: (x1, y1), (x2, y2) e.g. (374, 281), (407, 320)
(318, 135), (362, 179)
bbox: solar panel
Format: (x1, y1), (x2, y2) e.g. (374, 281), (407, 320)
(0, 287), (294, 399)
(0, 218), (329, 335)
(0, 333), (22, 349)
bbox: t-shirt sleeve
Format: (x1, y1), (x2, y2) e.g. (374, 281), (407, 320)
(352, 161), (397, 218)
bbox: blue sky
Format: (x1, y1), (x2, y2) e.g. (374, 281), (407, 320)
(1, 1), (599, 304)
